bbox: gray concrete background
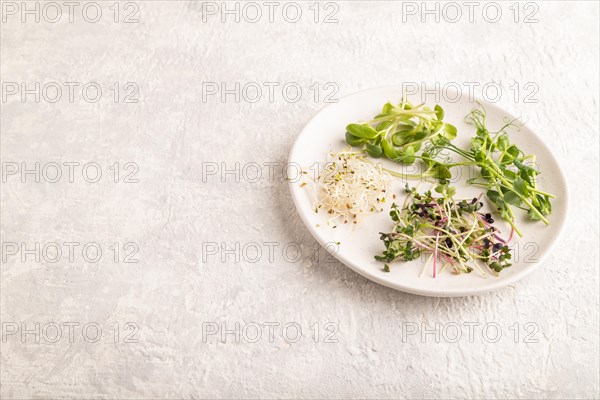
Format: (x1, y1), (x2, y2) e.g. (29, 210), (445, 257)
(1, 1), (599, 398)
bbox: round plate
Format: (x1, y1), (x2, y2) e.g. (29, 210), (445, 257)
(288, 86), (568, 297)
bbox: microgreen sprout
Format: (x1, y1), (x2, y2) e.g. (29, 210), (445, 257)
(376, 184), (513, 277)
(344, 97), (457, 165)
(344, 98), (555, 236)
(310, 150), (391, 226)
(423, 106), (554, 236)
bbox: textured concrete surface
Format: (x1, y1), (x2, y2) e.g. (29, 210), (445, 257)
(1, 1), (599, 399)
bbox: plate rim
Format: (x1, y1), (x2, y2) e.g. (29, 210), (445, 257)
(288, 85), (570, 297)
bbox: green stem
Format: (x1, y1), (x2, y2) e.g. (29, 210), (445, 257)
(529, 188), (555, 198)
(367, 110), (436, 124)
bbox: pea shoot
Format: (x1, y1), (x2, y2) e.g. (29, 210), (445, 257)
(423, 107), (554, 236)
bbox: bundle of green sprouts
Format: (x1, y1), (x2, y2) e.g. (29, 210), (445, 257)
(344, 97), (457, 164)
(376, 184), (513, 277)
(312, 150), (391, 227)
(344, 100), (554, 236)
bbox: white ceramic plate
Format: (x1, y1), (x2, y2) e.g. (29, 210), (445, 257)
(288, 86), (568, 297)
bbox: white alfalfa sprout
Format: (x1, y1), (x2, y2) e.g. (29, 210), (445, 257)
(311, 150), (392, 227)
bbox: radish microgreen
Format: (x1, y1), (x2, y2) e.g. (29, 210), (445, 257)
(376, 185), (513, 277)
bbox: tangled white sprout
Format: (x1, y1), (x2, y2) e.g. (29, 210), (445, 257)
(311, 150), (392, 226)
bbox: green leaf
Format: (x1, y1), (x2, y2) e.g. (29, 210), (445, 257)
(431, 164), (452, 180)
(535, 194), (552, 215)
(528, 196), (551, 220)
(382, 102), (394, 114)
(414, 130), (428, 140)
(397, 145), (415, 164)
(421, 152), (435, 168)
(436, 184), (456, 197)
(503, 169), (516, 180)
(443, 123), (457, 140)
(346, 123), (379, 139)
(366, 143), (384, 158)
(480, 166), (491, 178)
(501, 145), (520, 163)
(514, 159), (536, 175)
(376, 121), (392, 131)
(471, 137), (484, 151)
(396, 124), (414, 132)
(434, 104), (444, 120)
(513, 177), (530, 196)
(506, 145), (520, 157)
(391, 126), (414, 144)
(528, 207), (542, 220)
(504, 191), (522, 206)
(345, 131), (364, 146)
(490, 262), (503, 272)
(392, 130), (411, 146)
(381, 138), (398, 159)
(486, 190), (501, 204)
(496, 134), (509, 151)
